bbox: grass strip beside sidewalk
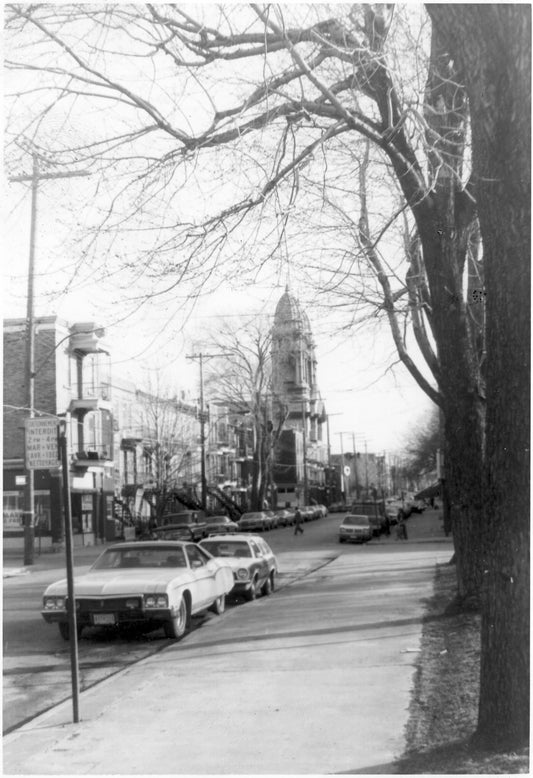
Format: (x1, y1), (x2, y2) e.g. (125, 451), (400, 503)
(395, 563), (529, 774)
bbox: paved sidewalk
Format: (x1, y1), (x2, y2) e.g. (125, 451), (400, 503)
(3, 510), (452, 774)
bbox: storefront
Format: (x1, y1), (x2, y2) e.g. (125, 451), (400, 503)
(2, 465), (114, 550)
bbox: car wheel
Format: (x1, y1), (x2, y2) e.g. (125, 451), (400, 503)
(58, 622), (83, 641)
(245, 578), (258, 601)
(339, 538), (345, 543)
(209, 594), (226, 615)
(164, 597), (190, 640)
(261, 575), (272, 597)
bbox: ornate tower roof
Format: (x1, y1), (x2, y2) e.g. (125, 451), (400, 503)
(274, 286), (312, 335)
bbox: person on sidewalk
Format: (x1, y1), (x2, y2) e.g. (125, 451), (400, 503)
(396, 516), (408, 541)
(294, 506), (304, 535)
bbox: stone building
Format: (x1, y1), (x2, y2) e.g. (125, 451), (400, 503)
(271, 287), (328, 506)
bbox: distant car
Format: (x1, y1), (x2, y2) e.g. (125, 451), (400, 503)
(238, 511), (271, 532)
(351, 502), (388, 535)
(338, 514), (373, 544)
(329, 502), (347, 513)
(203, 515), (240, 535)
(148, 525), (197, 542)
(264, 510), (278, 529)
(273, 509), (293, 527)
(304, 505), (320, 520)
(41, 541), (234, 641)
(339, 513), (373, 543)
(156, 512), (208, 541)
(300, 506), (315, 522)
(200, 534), (278, 601)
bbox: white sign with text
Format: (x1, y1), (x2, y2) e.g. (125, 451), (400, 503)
(25, 418), (60, 470)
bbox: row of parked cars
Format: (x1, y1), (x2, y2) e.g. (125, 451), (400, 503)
(42, 530), (280, 642)
(142, 505), (328, 541)
(41, 504), (331, 643)
(337, 496), (426, 544)
(239, 504), (327, 532)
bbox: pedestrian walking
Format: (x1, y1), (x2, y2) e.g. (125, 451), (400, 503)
(396, 516), (408, 541)
(294, 506), (304, 535)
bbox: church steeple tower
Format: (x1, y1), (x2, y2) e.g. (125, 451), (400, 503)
(271, 287), (321, 437)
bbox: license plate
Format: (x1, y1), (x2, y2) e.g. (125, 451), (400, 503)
(93, 613), (116, 626)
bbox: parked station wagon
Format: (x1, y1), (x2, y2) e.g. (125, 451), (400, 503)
(200, 534), (278, 601)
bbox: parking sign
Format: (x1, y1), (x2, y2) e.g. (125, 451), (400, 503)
(25, 418), (60, 469)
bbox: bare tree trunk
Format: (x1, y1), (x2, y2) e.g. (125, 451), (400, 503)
(428, 3), (530, 748)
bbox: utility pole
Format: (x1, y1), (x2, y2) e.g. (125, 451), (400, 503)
(186, 351), (231, 511)
(9, 148), (90, 565)
(336, 432), (345, 503)
(364, 440), (369, 495)
(351, 432), (359, 500)
(301, 402), (308, 505)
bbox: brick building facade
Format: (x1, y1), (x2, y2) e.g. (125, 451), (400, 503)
(3, 317), (204, 549)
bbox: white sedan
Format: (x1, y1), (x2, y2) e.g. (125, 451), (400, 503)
(41, 541), (234, 641)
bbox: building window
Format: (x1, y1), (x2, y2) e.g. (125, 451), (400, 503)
(3, 492), (23, 531)
(3, 491), (50, 532)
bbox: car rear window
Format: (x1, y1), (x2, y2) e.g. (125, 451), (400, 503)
(343, 516), (369, 526)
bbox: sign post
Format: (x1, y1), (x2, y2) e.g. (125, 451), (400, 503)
(58, 422), (80, 723)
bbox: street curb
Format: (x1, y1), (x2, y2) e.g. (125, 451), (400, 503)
(3, 568), (30, 578)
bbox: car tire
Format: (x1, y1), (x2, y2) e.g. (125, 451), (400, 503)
(245, 578), (258, 601)
(339, 538), (345, 543)
(209, 594), (226, 615)
(164, 597), (190, 640)
(261, 575), (272, 597)
(58, 622), (83, 641)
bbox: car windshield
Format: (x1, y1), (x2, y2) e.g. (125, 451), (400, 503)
(241, 513), (262, 519)
(92, 546), (187, 569)
(201, 541), (252, 558)
(343, 516), (369, 526)
(208, 517), (227, 524)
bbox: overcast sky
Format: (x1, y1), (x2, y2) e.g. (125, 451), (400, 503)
(3, 191), (434, 457)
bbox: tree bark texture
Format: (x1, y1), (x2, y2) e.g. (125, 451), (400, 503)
(428, 3), (530, 749)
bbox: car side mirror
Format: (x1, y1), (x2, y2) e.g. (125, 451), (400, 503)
(191, 559), (202, 568)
